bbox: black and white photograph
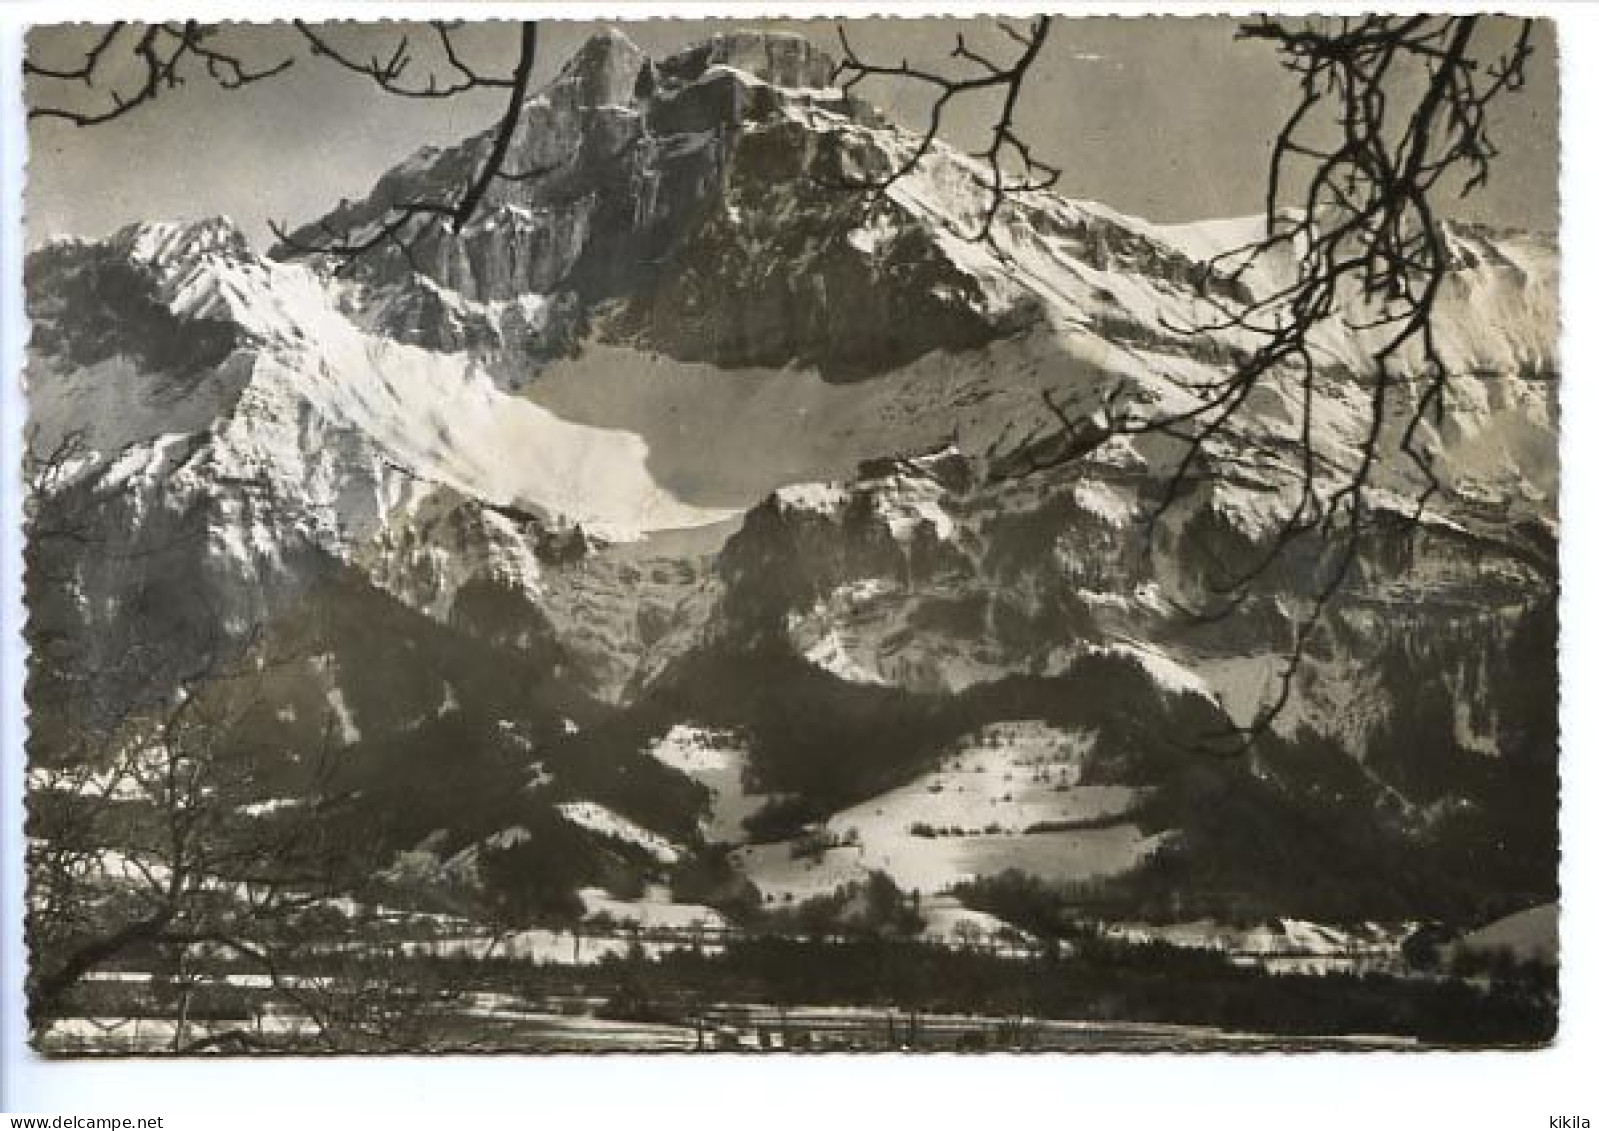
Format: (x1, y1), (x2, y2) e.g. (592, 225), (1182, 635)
(5, 6), (1571, 1071)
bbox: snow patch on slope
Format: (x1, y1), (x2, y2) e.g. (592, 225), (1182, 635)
(579, 885), (728, 930)
(732, 721), (1159, 901)
(556, 801), (682, 864)
(1090, 642), (1218, 705)
(645, 725), (767, 844)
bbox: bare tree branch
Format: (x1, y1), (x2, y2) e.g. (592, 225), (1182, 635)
(292, 19), (516, 99)
(985, 16), (1537, 751)
(26, 22), (293, 126)
(829, 17), (1058, 245)
(271, 22), (542, 261)
(28, 21), (545, 258)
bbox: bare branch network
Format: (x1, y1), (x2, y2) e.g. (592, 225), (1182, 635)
(830, 16), (1059, 246)
(24, 21), (294, 127)
(26, 21), (547, 261)
(980, 15), (1536, 749)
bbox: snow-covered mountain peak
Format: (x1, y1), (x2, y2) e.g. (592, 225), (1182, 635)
(25, 211), (747, 666)
(114, 215), (256, 267)
(81, 215), (346, 353)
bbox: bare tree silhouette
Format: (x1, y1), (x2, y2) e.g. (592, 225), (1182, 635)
(836, 15), (1540, 748)
(24, 620), (347, 1041)
(20, 430), (441, 1051)
(24, 21), (293, 126)
(1174, 15), (1539, 746)
(25, 21), (546, 263)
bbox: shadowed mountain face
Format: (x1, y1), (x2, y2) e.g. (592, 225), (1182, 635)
(26, 28), (1557, 942)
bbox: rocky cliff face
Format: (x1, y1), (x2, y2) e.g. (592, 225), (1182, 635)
(26, 28), (1558, 931)
(710, 437), (1553, 808)
(275, 29), (1064, 379)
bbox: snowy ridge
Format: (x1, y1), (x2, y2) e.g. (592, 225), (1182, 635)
(556, 801), (683, 864)
(28, 215), (739, 630)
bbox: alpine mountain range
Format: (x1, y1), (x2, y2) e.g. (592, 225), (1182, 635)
(23, 27), (1560, 1050)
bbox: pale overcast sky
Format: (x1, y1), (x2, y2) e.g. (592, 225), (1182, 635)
(24, 17), (1559, 250)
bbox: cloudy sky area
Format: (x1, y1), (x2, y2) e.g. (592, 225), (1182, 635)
(24, 17), (1559, 250)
